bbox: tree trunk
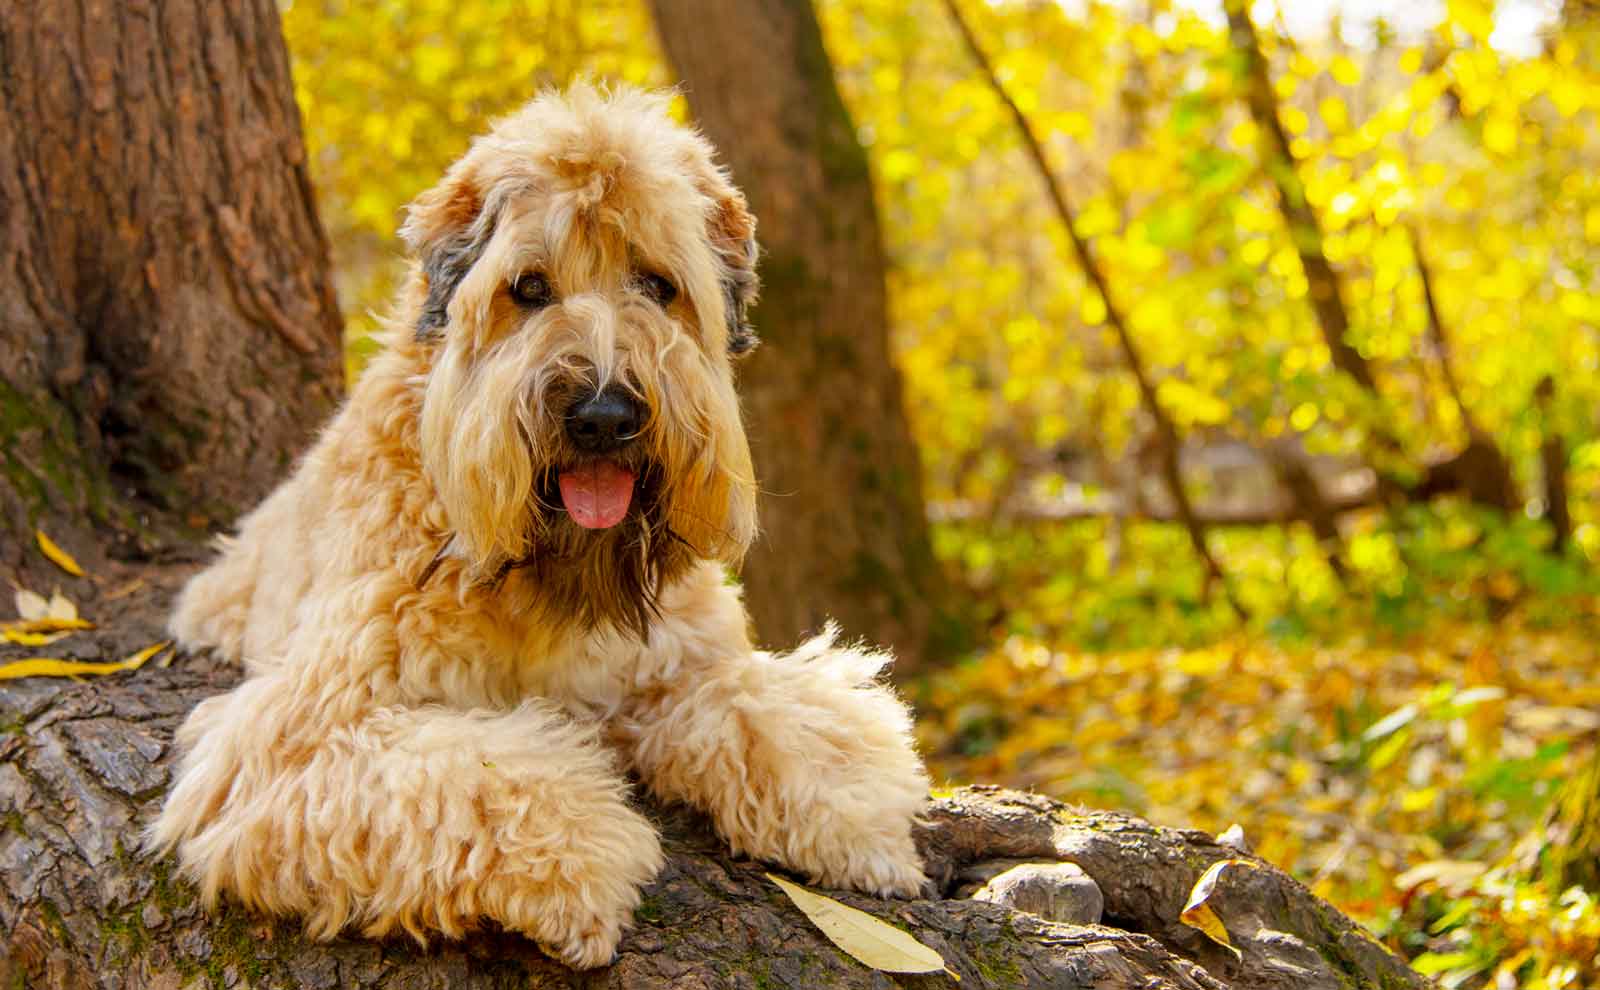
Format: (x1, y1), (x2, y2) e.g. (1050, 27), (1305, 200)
(647, 0), (960, 672)
(0, 577), (1429, 989)
(0, 0), (343, 564)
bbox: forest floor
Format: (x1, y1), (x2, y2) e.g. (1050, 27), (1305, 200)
(915, 616), (1599, 989)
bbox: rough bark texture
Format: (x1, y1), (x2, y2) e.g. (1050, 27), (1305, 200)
(0, 567), (1429, 990)
(0, 0), (343, 560)
(648, 0), (958, 672)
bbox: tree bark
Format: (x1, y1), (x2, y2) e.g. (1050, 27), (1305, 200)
(0, 0), (343, 563)
(647, 0), (960, 672)
(0, 576), (1428, 989)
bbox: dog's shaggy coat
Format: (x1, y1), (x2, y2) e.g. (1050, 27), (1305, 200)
(149, 85), (929, 968)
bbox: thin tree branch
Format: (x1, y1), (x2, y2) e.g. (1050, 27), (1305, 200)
(1223, 0), (1376, 392)
(1536, 375), (1572, 553)
(1408, 224), (1480, 439)
(939, 0), (1248, 622)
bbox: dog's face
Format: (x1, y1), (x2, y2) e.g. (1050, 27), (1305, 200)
(399, 85), (760, 635)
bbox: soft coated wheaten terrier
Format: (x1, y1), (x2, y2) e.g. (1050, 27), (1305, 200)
(149, 84), (929, 968)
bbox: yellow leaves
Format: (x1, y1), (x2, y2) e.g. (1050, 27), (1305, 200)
(1156, 380), (1230, 428)
(0, 642), (170, 682)
(1177, 863), (1248, 959)
(1328, 56), (1361, 88)
(2, 619), (94, 647)
(765, 874), (957, 980)
(1480, 110), (1519, 156)
(1446, 0), (1496, 43)
(879, 148), (920, 183)
(1289, 402), (1318, 432)
(4, 587), (94, 646)
(1318, 96), (1348, 134)
(1175, 645), (1232, 677)
(1394, 860), (1488, 896)
(36, 530), (85, 577)
(1180, 860), (1249, 957)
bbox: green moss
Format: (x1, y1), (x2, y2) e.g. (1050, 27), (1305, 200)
(970, 919), (1025, 984)
(635, 893), (665, 924)
(0, 376), (116, 531)
(35, 897), (69, 945)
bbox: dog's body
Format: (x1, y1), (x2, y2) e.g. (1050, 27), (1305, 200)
(150, 85), (928, 968)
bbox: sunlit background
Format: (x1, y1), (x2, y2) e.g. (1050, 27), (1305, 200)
(281, 1), (1600, 984)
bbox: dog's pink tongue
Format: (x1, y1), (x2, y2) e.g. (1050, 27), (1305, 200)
(558, 461), (636, 529)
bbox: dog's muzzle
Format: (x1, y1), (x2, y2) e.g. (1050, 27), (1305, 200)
(558, 386), (644, 530)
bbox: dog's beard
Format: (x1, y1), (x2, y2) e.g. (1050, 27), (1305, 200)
(494, 459), (696, 639)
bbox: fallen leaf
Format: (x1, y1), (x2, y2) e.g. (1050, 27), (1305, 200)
(102, 578), (147, 601)
(14, 589), (49, 621)
(1180, 859), (1247, 958)
(2, 628), (74, 647)
(0, 641), (169, 681)
(1, 617), (94, 635)
(1393, 859), (1488, 895)
(36, 530), (86, 577)
(1215, 823), (1251, 853)
(766, 873), (957, 980)
(1363, 704), (1417, 742)
(47, 592), (78, 622)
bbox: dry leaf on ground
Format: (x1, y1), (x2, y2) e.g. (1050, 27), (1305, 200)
(766, 873), (957, 980)
(13, 589), (49, 621)
(1180, 859), (1248, 958)
(0, 641), (169, 681)
(36, 530), (86, 577)
(5, 588), (92, 645)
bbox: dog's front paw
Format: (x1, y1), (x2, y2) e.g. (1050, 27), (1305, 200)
(539, 914), (626, 970)
(521, 876), (642, 969)
(496, 805), (664, 970)
(775, 816), (927, 899)
(833, 830), (928, 899)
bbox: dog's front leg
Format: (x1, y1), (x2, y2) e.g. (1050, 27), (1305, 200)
(152, 678), (662, 968)
(623, 623), (928, 897)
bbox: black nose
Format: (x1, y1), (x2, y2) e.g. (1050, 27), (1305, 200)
(565, 386), (643, 454)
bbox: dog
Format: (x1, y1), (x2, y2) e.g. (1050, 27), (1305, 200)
(148, 83), (929, 969)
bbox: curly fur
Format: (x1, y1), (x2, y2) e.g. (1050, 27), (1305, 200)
(148, 83), (929, 970)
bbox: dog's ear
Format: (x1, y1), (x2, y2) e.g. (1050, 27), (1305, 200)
(708, 190), (760, 357)
(401, 167), (493, 342)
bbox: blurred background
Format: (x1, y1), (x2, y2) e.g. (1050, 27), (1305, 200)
(301, 0), (1599, 982)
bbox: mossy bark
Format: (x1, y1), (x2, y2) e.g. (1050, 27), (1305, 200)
(0, 0), (343, 566)
(0, 568), (1429, 990)
(648, 0), (963, 673)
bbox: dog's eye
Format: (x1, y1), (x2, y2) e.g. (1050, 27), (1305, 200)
(510, 272), (553, 308)
(638, 272), (677, 307)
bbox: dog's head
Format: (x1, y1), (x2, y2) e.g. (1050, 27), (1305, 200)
(399, 84), (760, 635)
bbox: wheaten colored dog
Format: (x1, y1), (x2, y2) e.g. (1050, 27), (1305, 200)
(148, 84), (929, 968)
